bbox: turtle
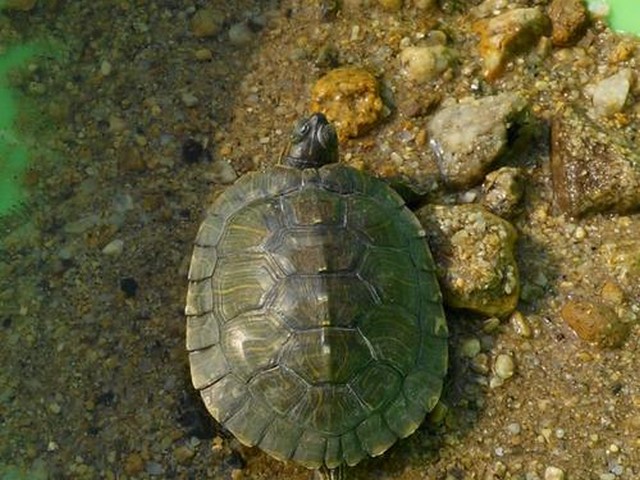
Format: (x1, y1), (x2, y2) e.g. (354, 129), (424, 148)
(185, 113), (448, 479)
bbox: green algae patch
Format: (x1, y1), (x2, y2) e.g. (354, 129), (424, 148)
(587, 0), (640, 36)
(0, 43), (40, 220)
(0, 90), (29, 216)
(607, 0), (640, 36)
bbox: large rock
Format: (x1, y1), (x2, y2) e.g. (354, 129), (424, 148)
(427, 92), (527, 189)
(551, 106), (640, 217)
(416, 204), (520, 317)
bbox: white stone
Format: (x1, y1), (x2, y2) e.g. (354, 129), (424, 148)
(102, 239), (124, 257)
(544, 466), (565, 480)
(399, 45), (454, 83)
(100, 60), (112, 76)
(228, 22), (254, 45)
(592, 69), (633, 117)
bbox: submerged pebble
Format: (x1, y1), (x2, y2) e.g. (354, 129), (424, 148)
(102, 239), (124, 256)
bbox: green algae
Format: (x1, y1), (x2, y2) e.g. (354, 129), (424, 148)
(587, 0), (640, 36)
(607, 0), (640, 36)
(0, 43), (39, 220)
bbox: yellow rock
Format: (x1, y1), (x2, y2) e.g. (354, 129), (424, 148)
(123, 452), (144, 476)
(378, 0), (403, 12)
(191, 8), (223, 38)
(173, 445), (195, 464)
(560, 299), (629, 348)
(310, 67), (384, 140)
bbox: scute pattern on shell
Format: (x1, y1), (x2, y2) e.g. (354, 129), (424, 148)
(186, 163), (448, 469)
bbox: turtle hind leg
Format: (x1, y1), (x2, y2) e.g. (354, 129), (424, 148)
(314, 465), (346, 480)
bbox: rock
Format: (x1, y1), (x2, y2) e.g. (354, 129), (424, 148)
(560, 299), (629, 348)
(470, 352), (490, 375)
(180, 91), (199, 108)
(509, 310), (532, 338)
(100, 60), (112, 76)
(548, 0), (589, 47)
(544, 466), (566, 480)
(207, 159), (238, 184)
(378, 0), (403, 11)
(494, 353), (515, 380)
(120, 277), (139, 298)
(427, 92), (527, 189)
(591, 68), (634, 117)
(117, 145), (146, 173)
(108, 115), (127, 133)
(481, 167), (524, 218)
(415, 0), (436, 9)
(550, 105), (640, 217)
(416, 204), (520, 317)
(469, 0), (511, 20)
(102, 239), (124, 257)
(310, 67), (384, 139)
(228, 22), (255, 45)
(173, 445), (195, 464)
(194, 48), (213, 62)
(474, 8), (551, 80)
(2, 0), (36, 10)
(600, 280), (625, 305)
(399, 45), (455, 83)
(124, 453), (144, 476)
(64, 214), (100, 235)
(460, 337), (481, 358)
(145, 461), (165, 476)
(191, 8), (224, 38)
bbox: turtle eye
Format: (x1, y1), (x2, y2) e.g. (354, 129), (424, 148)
(291, 120), (310, 143)
(298, 122), (310, 136)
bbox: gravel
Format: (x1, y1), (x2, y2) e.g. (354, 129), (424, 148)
(1, 1), (640, 479)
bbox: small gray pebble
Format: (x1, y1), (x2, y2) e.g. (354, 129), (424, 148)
(228, 22), (254, 45)
(181, 91), (199, 108)
(146, 462), (165, 476)
(507, 422), (521, 435)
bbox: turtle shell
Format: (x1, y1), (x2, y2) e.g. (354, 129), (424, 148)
(186, 163), (448, 470)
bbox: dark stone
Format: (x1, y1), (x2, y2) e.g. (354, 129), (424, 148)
(177, 390), (217, 440)
(120, 277), (139, 298)
(182, 139), (211, 164)
(96, 390), (116, 407)
(551, 106), (640, 217)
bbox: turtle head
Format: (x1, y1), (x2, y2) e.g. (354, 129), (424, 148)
(284, 113), (338, 169)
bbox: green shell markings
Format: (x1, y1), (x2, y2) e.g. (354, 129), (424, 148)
(185, 113), (448, 476)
